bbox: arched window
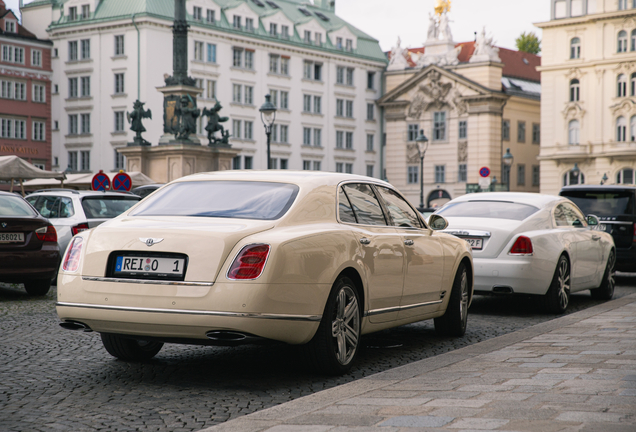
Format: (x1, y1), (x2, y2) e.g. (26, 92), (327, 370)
(631, 115), (636, 142)
(618, 74), (628, 97)
(569, 119), (580, 145)
(617, 168), (634, 184)
(570, 37), (581, 59)
(632, 29), (636, 51)
(618, 30), (628, 53)
(570, 79), (580, 101)
(617, 116), (627, 142)
(563, 171), (585, 186)
(631, 72), (636, 96)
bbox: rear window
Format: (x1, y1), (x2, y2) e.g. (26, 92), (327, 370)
(560, 190), (634, 217)
(0, 195), (37, 217)
(437, 201), (540, 221)
(81, 196), (140, 219)
(131, 181), (299, 220)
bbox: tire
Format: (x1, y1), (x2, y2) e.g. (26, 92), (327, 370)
(435, 262), (469, 337)
(590, 249), (615, 301)
(24, 279), (51, 296)
(544, 255), (570, 314)
(100, 333), (163, 361)
(303, 276), (361, 375)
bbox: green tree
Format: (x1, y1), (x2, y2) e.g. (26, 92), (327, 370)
(516, 32), (541, 55)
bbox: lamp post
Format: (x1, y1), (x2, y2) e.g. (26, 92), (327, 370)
(502, 148), (514, 191)
(570, 163), (580, 185)
(259, 94), (277, 169)
(601, 173), (608, 185)
(415, 130), (429, 212)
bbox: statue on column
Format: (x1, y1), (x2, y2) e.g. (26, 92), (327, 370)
(387, 37), (409, 71)
(439, 13), (453, 42)
(470, 27), (501, 63)
(426, 12), (438, 41)
(175, 95), (200, 141)
(127, 100), (152, 146)
(202, 101), (231, 146)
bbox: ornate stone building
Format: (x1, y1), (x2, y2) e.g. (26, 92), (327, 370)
(379, 7), (541, 208)
(536, 0), (636, 194)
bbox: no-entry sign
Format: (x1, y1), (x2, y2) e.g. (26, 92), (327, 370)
(112, 172), (132, 191)
(91, 171), (110, 191)
(479, 167), (491, 178)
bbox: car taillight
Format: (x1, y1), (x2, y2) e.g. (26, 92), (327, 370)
(71, 223), (89, 236)
(509, 236), (533, 255)
(35, 225), (57, 242)
(62, 237), (83, 272)
(227, 244), (270, 280)
(633, 223), (636, 242)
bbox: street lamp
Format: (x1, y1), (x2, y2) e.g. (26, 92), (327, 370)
(259, 94), (277, 169)
(415, 130), (429, 212)
(570, 163), (581, 185)
(601, 173), (608, 185)
(502, 148), (514, 191)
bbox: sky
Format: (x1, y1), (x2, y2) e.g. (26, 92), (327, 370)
(5, 0), (552, 52)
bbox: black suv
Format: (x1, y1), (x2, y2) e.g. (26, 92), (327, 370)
(560, 185), (635, 272)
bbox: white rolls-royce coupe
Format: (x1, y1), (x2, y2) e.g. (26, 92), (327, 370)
(57, 171), (473, 374)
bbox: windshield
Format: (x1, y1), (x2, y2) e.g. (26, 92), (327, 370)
(0, 195), (37, 217)
(437, 201), (540, 221)
(81, 196), (140, 219)
(131, 181), (300, 220)
(560, 190), (633, 216)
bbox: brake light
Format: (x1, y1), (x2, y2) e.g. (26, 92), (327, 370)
(62, 237), (83, 272)
(227, 244), (270, 280)
(633, 223), (636, 243)
(72, 223), (89, 236)
(35, 225), (57, 242)
(509, 236), (533, 255)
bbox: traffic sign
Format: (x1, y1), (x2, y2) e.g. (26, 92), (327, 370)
(112, 172), (132, 191)
(91, 171), (110, 191)
(479, 167), (491, 178)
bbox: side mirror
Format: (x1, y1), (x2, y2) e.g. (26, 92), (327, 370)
(428, 214), (449, 231)
(586, 214), (599, 227)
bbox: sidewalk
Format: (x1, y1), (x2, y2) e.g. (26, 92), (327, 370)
(201, 294), (636, 432)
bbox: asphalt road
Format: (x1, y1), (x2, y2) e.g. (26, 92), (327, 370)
(2, 277), (636, 432)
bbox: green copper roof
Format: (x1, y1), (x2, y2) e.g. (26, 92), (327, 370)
(42, 0), (386, 63)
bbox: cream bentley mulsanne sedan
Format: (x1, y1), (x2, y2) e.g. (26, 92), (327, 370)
(57, 171), (473, 374)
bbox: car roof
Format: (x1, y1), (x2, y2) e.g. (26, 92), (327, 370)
(29, 189), (140, 197)
(173, 170), (393, 188)
(561, 185), (636, 191)
(0, 191), (26, 198)
(447, 192), (565, 209)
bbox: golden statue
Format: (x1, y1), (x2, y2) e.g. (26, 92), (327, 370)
(434, 0), (451, 16)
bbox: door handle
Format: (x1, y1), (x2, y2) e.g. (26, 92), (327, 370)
(359, 237), (370, 245)
(404, 239), (414, 246)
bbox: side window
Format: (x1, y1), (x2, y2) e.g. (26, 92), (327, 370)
(30, 196), (61, 218)
(375, 186), (422, 228)
(59, 197), (75, 218)
(342, 183), (387, 226)
(338, 187), (357, 223)
(554, 203), (586, 228)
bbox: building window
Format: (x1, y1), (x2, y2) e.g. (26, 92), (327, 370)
(568, 119), (580, 145)
(336, 131), (344, 149)
(336, 66), (345, 84)
(68, 151), (78, 171)
(81, 76), (90, 97)
(367, 103), (374, 120)
(570, 79), (580, 101)
(194, 41), (204, 61)
(281, 25), (289, 39)
(80, 150), (90, 171)
(68, 77), (78, 98)
(1, 45), (23, 63)
(632, 30), (636, 51)
(346, 132), (353, 149)
(303, 94), (311, 112)
(280, 57), (289, 75)
(114, 35), (125, 56)
(245, 86), (253, 105)
(618, 31), (628, 53)
(345, 163), (353, 174)
(233, 84), (242, 103)
(193, 6), (202, 21)
(115, 149), (125, 170)
(280, 91), (289, 109)
(618, 74), (628, 97)
(517, 121), (526, 143)
(32, 121), (45, 141)
(315, 32), (322, 46)
(244, 121), (253, 140)
(407, 124), (419, 141)
(532, 165), (540, 187)
(269, 54), (279, 73)
(367, 71), (375, 90)
(617, 168), (634, 184)
(435, 165), (446, 183)
(631, 115), (636, 141)
(346, 67), (354, 86)
(31, 50), (42, 67)
(458, 120), (467, 139)
(33, 84), (45, 103)
(244, 156), (253, 169)
(346, 39), (353, 51)
(280, 125), (288, 143)
(619, 0), (628, 10)
(81, 4), (90, 19)
(114, 111), (125, 132)
(517, 164), (526, 186)
(303, 160), (311, 170)
(206, 80), (216, 99)
(563, 170), (585, 186)
(303, 127), (311, 145)
(68, 114), (78, 135)
(433, 111), (446, 141)
(232, 119), (241, 139)
(304, 31), (312, 43)
(314, 96), (322, 114)
(233, 15), (241, 29)
(366, 165), (374, 177)
(346, 100), (354, 118)
(245, 50), (254, 69)
(81, 113), (90, 134)
(458, 164), (467, 182)
(207, 9), (215, 23)
(4, 20), (16, 33)
(313, 161), (321, 171)
(114, 73), (125, 94)
(532, 123), (540, 144)
(68, 41), (78, 61)
(81, 39), (90, 59)
(232, 48), (242, 67)
(69, 6), (77, 21)
(335, 162), (343, 173)
(408, 166), (419, 184)
(570, 37), (581, 59)
(314, 128), (322, 147)
(335, 99), (344, 116)
(232, 156), (241, 170)
(617, 116), (627, 142)
(206, 44), (217, 63)
(270, 23), (277, 36)
(303, 60), (322, 81)
(502, 119), (510, 140)
(632, 73), (636, 96)
(366, 134), (374, 151)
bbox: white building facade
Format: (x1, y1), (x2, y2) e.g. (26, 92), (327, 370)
(20, 0), (386, 178)
(537, 0), (636, 194)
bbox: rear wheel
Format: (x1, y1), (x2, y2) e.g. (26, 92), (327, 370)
(544, 255), (570, 314)
(434, 263), (469, 337)
(590, 250), (615, 301)
(24, 279), (51, 296)
(100, 333), (163, 361)
(303, 276), (361, 375)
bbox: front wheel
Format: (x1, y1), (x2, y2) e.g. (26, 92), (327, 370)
(101, 333), (163, 361)
(590, 250), (615, 301)
(544, 255), (570, 314)
(434, 262), (469, 337)
(303, 276), (361, 375)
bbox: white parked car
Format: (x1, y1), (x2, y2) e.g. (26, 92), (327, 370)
(435, 192), (615, 314)
(56, 171), (473, 374)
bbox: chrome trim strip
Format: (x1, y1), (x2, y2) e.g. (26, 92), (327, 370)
(443, 230), (492, 238)
(364, 300), (443, 317)
(55, 302), (322, 322)
(82, 276), (214, 287)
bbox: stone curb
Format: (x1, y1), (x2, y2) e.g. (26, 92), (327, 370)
(198, 293), (636, 431)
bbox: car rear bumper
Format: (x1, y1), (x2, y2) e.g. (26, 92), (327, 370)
(472, 256), (553, 296)
(56, 274), (328, 345)
(0, 246), (60, 282)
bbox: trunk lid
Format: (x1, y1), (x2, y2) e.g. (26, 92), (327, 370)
(0, 217), (49, 252)
(443, 217), (527, 258)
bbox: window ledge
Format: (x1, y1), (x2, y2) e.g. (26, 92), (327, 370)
(335, 83), (356, 89)
(230, 67), (256, 74)
(301, 78), (324, 84)
(111, 55), (127, 60)
(111, 93), (127, 98)
(230, 102), (256, 108)
(365, 119), (376, 123)
(65, 59), (92, 65)
(335, 147), (355, 152)
(302, 111), (324, 117)
(193, 60), (219, 67)
(267, 72), (291, 79)
(231, 138), (256, 143)
(335, 115), (355, 120)
(365, 150), (377, 154)
(65, 133), (93, 138)
(111, 131), (127, 136)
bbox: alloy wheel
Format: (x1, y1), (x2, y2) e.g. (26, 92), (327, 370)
(331, 286), (360, 366)
(557, 258), (570, 310)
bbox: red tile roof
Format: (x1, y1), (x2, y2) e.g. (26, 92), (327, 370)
(0, 1), (38, 40)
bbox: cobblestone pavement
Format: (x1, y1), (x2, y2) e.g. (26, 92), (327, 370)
(1, 278), (635, 432)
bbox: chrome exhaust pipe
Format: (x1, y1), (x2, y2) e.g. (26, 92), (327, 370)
(206, 331), (247, 342)
(59, 321), (93, 332)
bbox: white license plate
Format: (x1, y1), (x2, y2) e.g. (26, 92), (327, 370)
(114, 256), (185, 277)
(461, 237), (483, 250)
(0, 232), (24, 243)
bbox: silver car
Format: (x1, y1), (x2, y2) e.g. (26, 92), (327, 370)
(26, 189), (141, 255)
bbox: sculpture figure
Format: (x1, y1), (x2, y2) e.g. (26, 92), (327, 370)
(175, 94), (200, 141)
(439, 13), (453, 41)
(470, 27), (501, 63)
(426, 12), (438, 41)
(127, 100), (152, 146)
(387, 37), (409, 71)
(202, 101), (230, 146)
